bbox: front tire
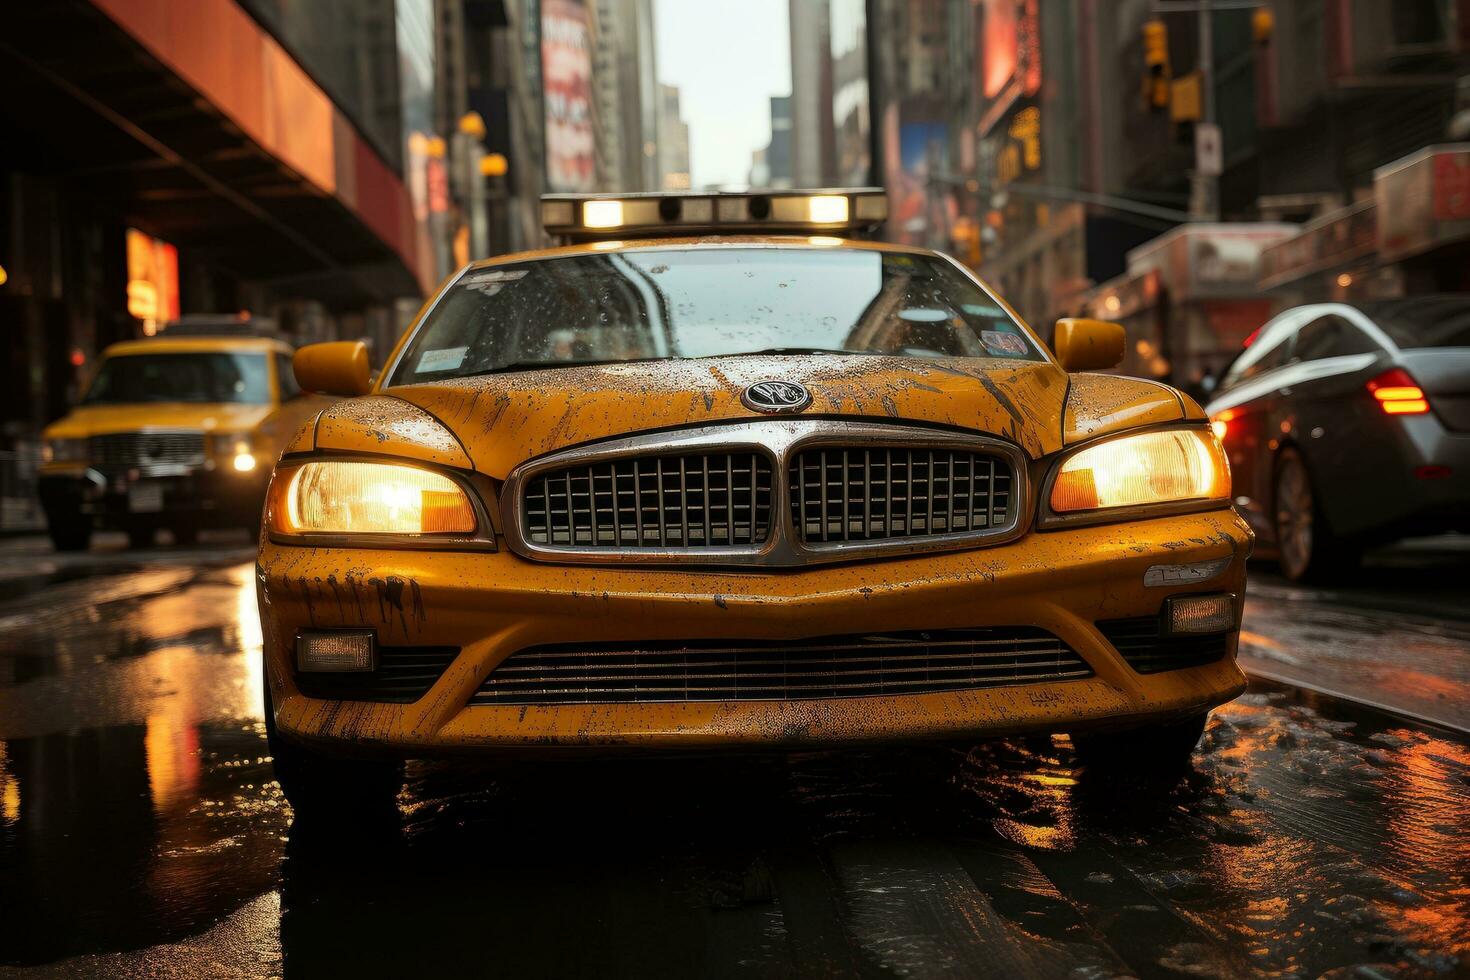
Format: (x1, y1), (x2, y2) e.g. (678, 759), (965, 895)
(1071, 712), (1208, 781)
(1274, 447), (1359, 583)
(263, 669), (403, 819)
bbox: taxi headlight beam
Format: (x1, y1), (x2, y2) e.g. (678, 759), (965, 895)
(270, 460), (477, 535)
(1045, 428), (1230, 524)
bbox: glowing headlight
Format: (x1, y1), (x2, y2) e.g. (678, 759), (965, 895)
(270, 461), (476, 535)
(43, 438), (88, 464)
(1049, 428), (1229, 515)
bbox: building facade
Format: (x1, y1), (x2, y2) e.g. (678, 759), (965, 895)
(0, 0), (441, 461)
(657, 83), (692, 190)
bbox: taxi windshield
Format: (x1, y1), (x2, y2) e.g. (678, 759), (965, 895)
(390, 247), (1042, 385)
(82, 352), (272, 405)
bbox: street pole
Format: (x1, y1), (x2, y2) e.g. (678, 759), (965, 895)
(1196, 0), (1218, 220)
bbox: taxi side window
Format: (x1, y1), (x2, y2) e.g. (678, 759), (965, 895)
(1293, 315), (1379, 361)
(275, 352), (302, 400)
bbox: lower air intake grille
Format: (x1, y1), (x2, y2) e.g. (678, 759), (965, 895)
(294, 645), (459, 703)
(1097, 617), (1230, 674)
(471, 628), (1090, 705)
(791, 446), (1013, 544)
(522, 452), (774, 549)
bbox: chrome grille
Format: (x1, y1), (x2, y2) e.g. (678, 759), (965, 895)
(792, 447), (1012, 544)
(90, 431), (206, 470)
(522, 452), (774, 548)
(504, 422), (1029, 565)
(471, 628), (1090, 704)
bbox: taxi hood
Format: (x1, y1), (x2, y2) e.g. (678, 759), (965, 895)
(43, 402), (275, 440)
(377, 355), (1071, 479)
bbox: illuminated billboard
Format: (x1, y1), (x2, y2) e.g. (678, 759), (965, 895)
(125, 228), (180, 336)
(979, 0), (1041, 135)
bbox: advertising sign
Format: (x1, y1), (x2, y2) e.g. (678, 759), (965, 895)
(883, 105), (955, 248)
(978, 0), (1041, 135)
(541, 0), (596, 192)
(1377, 146), (1470, 261)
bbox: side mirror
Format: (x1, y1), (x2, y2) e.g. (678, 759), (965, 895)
(1052, 318), (1124, 372)
(294, 341), (371, 397)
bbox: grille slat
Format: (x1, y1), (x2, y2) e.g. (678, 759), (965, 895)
(1097, 616), (1231, 674)
(472, 628), (1091, 705)
(90, 431), (206, 470)
(524, 452), (774, 549)
(793, 446), (1012, 545)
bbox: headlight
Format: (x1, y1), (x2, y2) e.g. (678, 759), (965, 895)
(43, 438), (88, 464)
(212, 434), (257, 473)
(269, 460), (477, 535)
(1046, 428), (1229, 521)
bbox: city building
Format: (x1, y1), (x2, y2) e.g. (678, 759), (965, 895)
(830, 0), (873, 187)
(0, 0), (441, 463)
(861, 0), (1470, 390)
(789, 0), (837, 186)
(751, 96), (795, 189)
(657, 83), (692, 190)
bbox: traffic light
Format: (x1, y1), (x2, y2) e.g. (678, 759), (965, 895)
(1143, 19), (1171, 110)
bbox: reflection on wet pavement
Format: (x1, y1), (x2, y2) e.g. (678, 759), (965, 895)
(1241, 583), (1470, 731)
(1, 557), (1467, 977)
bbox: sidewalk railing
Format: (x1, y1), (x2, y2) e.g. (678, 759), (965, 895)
(0, 450), (46, 533)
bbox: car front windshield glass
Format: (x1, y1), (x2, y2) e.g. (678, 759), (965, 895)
(82, 352), (272, 404)
(389, 247), (1043, 385)
(1358, 297), (1470, 348)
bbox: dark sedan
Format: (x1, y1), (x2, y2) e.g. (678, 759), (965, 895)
(1205, 296), (1470, 581)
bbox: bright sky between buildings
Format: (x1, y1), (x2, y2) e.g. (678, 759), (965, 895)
(653, 0), (791, 188)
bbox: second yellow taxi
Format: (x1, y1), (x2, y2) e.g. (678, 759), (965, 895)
(256, 190), (1250, 814)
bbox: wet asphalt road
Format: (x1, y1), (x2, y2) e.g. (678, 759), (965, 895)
(0, 533), (1467, 978)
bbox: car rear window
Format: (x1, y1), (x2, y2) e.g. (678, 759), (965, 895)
(389, 246), (1043, 386)
(82, 352), (271, 405)
(1357, 296), (1470, 348)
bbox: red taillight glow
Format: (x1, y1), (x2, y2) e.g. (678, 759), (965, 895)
(1367, 368), (1429, 416)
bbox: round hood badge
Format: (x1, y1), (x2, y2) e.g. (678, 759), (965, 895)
(741, 380), (812, 414)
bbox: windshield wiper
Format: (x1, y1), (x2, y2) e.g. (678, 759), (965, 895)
(463, 356), (677, 376)
(710, 347), (882, 357)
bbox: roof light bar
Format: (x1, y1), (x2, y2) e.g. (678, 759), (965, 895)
(542, 188), (887, 241)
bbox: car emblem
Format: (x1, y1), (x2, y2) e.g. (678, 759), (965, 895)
(742, 380), (812, 414)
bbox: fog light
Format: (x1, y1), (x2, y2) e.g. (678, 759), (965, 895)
(233, 452), (257, 472)
(297, 630), (376, 672)
(1165, 594), (1235, 635)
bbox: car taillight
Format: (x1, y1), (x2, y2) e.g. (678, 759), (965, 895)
(1367, 368), (1429, 415)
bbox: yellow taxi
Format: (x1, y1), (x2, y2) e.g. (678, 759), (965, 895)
(39, 328), (326, 550)
(257, 190), (1250, 814)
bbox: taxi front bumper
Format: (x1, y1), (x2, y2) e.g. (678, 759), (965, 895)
(257, 508), (1252, 755)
